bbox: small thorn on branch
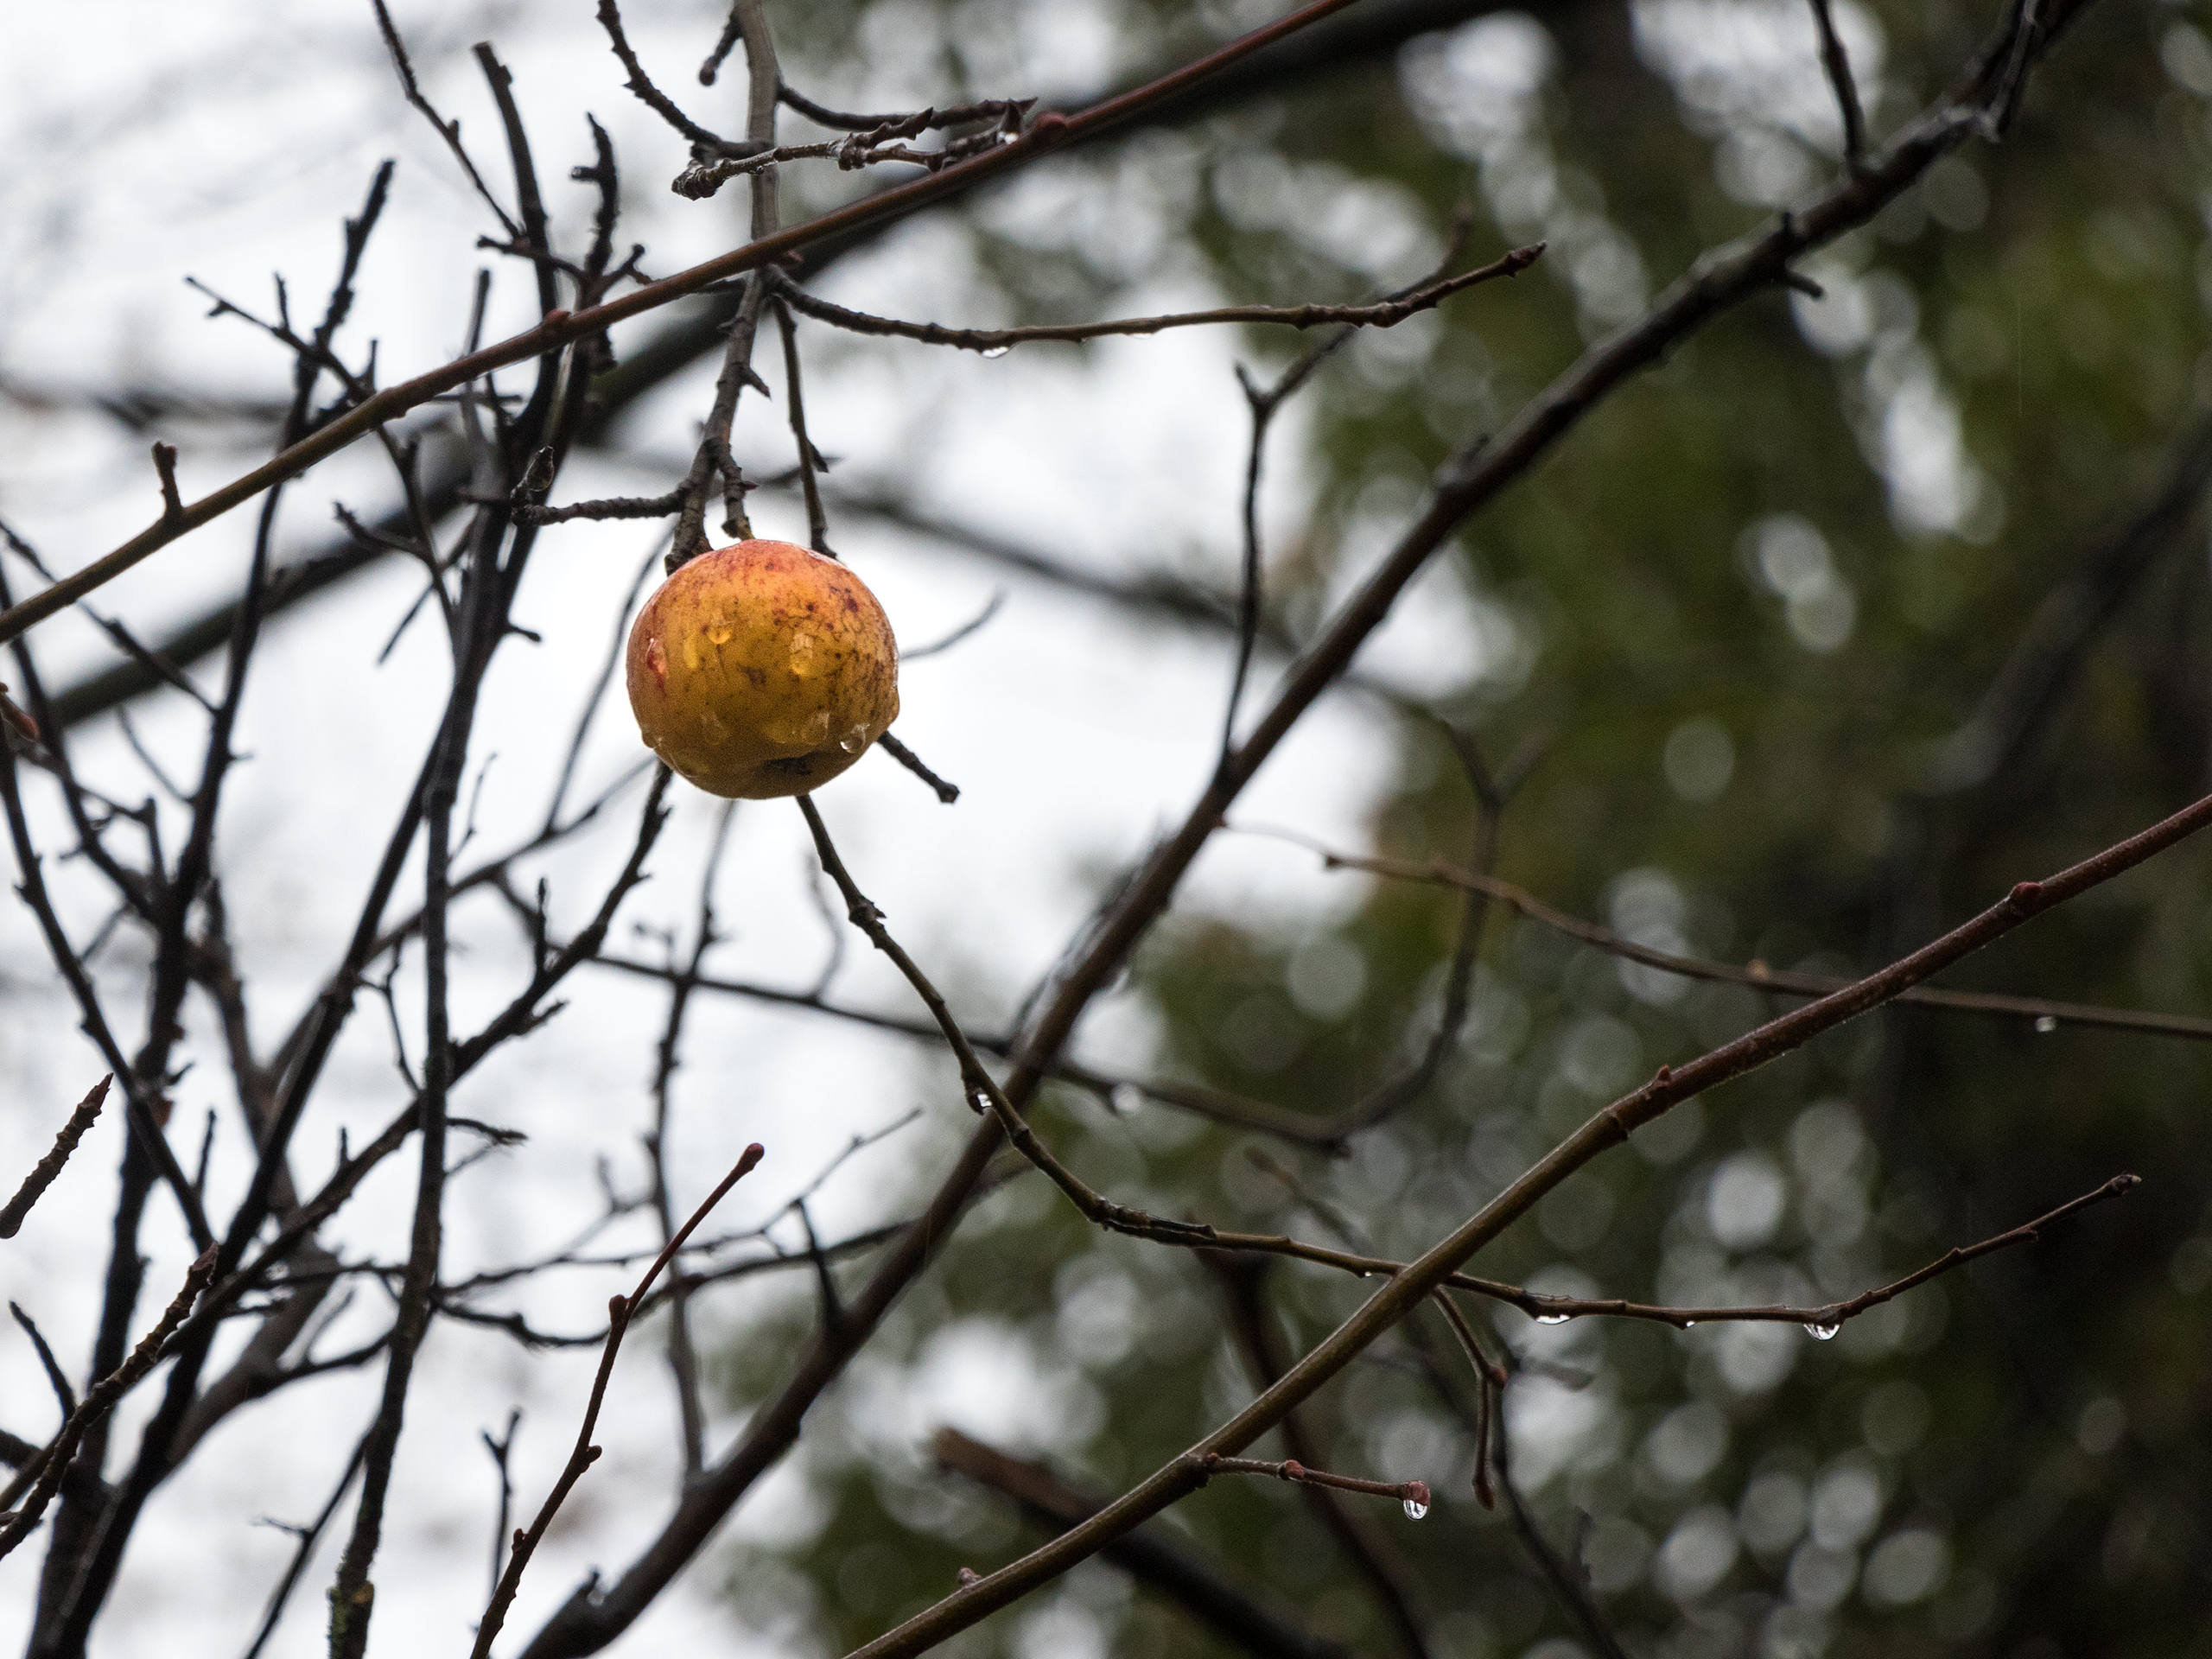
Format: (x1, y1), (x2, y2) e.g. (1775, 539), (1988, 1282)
(877, 731), (959, 803)
(151, 443), (185, 527)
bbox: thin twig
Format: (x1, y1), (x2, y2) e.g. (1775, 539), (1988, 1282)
(1805, 0), (1869, 169)
(471, 1144), (766, 1659)
(1486, 1370), (1627, 1659)
(239, 1432), (372, 1659)
(0, 1076), (109, 1237)
(1209, 1256), (1433, 1659)
(875, 732), (959, 803)
(10, 1304), (78, 1419)
(370, 0), (522, 238)
(772, 298), (831, 553)
(1241, 823), (2212, 1044)
(902, 591), (1004, 660)
(0, 1247), (216, 1554)
(776, 245), (1541, 356)
(1190, 1454), (1431, 1515)
(481, 1409), (524, 1602)
(596, 0), (751, 156)
(933, 1428), (1346, 1659)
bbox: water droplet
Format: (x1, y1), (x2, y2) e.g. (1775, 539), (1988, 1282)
(1802, 1319), (1840, 1341)
(980, 344), (1011, 359)
(1402, 1497), (1429, 1521)
(1535, 1312), (1572, 1326)
(2034, 1014), (2058, 1033)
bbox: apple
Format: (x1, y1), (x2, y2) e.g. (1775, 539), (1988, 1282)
(626, 540), (899, 798)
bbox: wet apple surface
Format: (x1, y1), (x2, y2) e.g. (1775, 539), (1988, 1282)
(626, 539), (900, 798)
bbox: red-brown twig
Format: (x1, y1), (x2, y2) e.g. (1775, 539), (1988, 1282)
(0, 1076), (109, 1238)
(470, 1142), (765, 1659)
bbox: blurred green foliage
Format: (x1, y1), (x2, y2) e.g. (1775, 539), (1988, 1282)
(715, 0), (2212, 1654)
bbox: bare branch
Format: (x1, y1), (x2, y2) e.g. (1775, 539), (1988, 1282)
(370, 0), (523, 238)
(1190, 1454), (1430, 1516)
(471, 1145), (766, 1658)
(0, 1247), (215, 1557)
(595, 0), (753, 156)
(933, 1428), (1348, 1659)
(1805, 0), (1869, 168)
(776, 244), (1541, 355)
(874, 732), (959, 804)
(1243, 823), (2212, 1044)
(0, 1077), (109, 1238)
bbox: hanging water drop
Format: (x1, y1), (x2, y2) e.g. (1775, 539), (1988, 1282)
(980, 344), (1011, 359)
(1535, 1311), (1572, 1326)
(2034, 1014), (2057, 1033)
(1401, 1480), (1431, 1521)
(1802, 1319), (1840, 1341)
(1402, 1496), (1429, 1520)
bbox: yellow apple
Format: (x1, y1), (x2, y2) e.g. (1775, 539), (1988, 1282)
(626, 540), (899, 798)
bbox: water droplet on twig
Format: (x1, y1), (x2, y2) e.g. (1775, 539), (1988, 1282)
(1802, 1319), (1840, 1341)
(980, 345), (1011, 359)
(1535, 1311), (1572, 1325)
(2034, 1014), (2057, 1033)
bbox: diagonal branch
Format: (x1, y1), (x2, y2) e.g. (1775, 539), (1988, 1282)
(0, 1077), (109, 1238)
(933, 1428), (1348, 1659)
(470, 1145), (766, 1659)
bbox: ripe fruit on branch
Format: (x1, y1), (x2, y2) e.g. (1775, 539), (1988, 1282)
(626, 539), (899, 798)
